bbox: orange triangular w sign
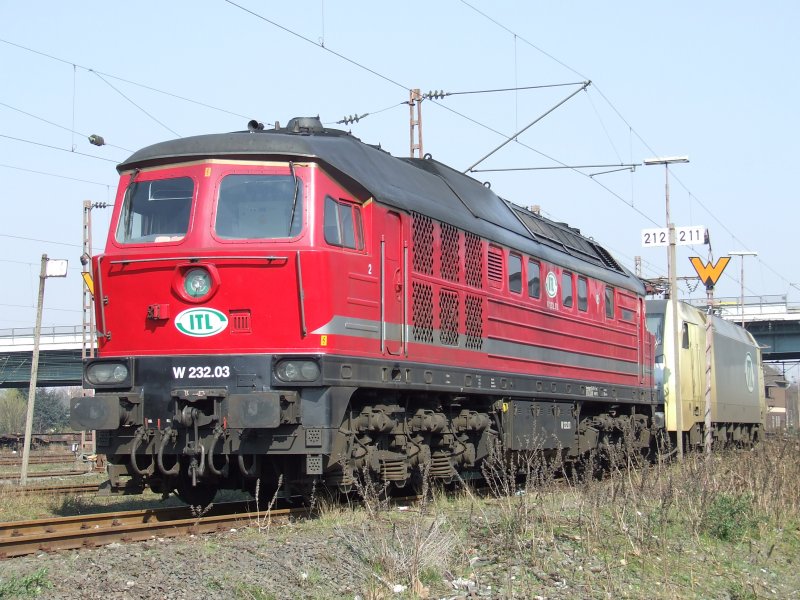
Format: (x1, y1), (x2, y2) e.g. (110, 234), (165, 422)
(689, 256), (731, 289)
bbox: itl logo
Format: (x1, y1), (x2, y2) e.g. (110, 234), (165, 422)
(174, 308), (228, 337)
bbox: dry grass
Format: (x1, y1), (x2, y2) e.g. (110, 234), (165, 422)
(303, 437), (800, 598)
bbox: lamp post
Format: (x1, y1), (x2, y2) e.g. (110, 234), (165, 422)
(20, 254), (69, 485)
(644, 155), (689, 459)
(729, 251), (757, 327)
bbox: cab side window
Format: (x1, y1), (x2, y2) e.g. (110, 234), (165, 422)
(605, 286), (615, 319)
(324, 196), (363, 250)
(509, 253), (522, 294)
(528, 260), (541, 298)
(577, 276), (588, 312)
(562, 272), (574, 308)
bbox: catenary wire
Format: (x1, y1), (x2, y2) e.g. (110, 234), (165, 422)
(90, 71), (180, 138)
(0, 38), (253, 121)
(0, 134), (120, 163)
(0, 101), (132, 153)
(0, 163), (112, 187)
(219, 1), (665, 231)
(457, 1), (790, 293)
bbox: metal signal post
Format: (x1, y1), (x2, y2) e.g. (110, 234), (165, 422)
(409, 89), (423, 158)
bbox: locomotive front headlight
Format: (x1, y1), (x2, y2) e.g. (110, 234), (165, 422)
(183, 268), (211, 299)
(86, 362), (129, 385)
(275, 360), (320, 382)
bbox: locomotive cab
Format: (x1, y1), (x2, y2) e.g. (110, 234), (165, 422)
(72, 126), (374, 502)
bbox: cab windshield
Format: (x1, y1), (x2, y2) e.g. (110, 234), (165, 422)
(115, 177), (194, 244)
(215, 174), (302, 239)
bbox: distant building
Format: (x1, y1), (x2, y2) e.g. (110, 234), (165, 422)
(764, 365), (793, 433)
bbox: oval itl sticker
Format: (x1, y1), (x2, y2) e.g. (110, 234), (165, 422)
(175, 308), (228, 337)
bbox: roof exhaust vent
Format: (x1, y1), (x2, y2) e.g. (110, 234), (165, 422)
(286, 116), (324, 134)
(247, 120), (265, 132)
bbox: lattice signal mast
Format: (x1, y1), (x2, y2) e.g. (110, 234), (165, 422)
(82, 201), (95, 361)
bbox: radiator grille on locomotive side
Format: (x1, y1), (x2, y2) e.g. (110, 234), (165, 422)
(412, 212), (434, 275)
(464, 231), (482, 288)
(412, 282), (434, 343)
(465, 294), (484, 350)
(439, 289), (460, 346)
(440, 222), (460, 283)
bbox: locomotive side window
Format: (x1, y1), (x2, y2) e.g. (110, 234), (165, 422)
(508, 253), (522, 294)
(619, 292), (636, 322)
(562, 272), (574, 308)
(215, 174), (302, 239)
(527, 260), (541, 298)
(324, 196), (364, 250)
(116, 177), (193, 244)
(577, 276), (588, 312)
(605, 286), (615, 319)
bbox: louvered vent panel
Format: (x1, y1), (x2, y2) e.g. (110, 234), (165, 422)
(487, 246), (504, 287)
(412, 282), (434, 343)
(230, 310), (252, 333)
(440, 222), (460, 283)
(465, 295), (483, 350)
(439, 290), (459, 346)
(465, 232), (482, 288)
(412, 213), (434, 275)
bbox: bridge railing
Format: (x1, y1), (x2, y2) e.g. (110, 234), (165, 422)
(0, 326), (86, 347)
(687, 294), (800, 321)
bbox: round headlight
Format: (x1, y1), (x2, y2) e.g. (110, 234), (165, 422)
(184, 268), (211, 298)
(87, 362), (129, 385)
(275, 360), (320, 382)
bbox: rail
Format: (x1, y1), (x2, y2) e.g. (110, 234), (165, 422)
(0, 501), (303, 558)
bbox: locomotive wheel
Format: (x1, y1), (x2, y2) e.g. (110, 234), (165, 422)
(176, 481), (217, 507)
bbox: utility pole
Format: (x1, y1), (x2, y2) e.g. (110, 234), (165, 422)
(409, 89), (423, 158)
(644, 156), (689, 460)
(20, 255), (68, 485)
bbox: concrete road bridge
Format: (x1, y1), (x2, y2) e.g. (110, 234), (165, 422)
(689, 294), (800, 361)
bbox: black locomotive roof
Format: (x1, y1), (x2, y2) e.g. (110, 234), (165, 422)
(118, 118), (642, 292)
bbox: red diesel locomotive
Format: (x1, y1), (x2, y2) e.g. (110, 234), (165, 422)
(72, 117), (655, 504)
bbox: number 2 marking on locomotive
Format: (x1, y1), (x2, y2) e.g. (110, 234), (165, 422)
(368, 263), (373, 275)
(172, 366), (230, 379)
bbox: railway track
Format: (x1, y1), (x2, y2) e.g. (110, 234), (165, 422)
(0, 469), (94, 480)
(0, 482), (100, 496)
(0, 501), (304, 558)
(0, 454), (77, 467)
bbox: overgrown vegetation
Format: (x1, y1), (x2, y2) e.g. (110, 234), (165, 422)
(2, 438), (799, 598)
(317, 437), (800, 598)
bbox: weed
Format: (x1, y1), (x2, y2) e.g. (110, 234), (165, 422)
(252, 474), (283, 533)
(0, 568), (53, 598)
(335, 513), (456, 595)
(232, 583), (275, 600)
(702, 493), (756, 542)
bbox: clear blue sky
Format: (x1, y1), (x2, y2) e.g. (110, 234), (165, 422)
(0, 1), (798, 332)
